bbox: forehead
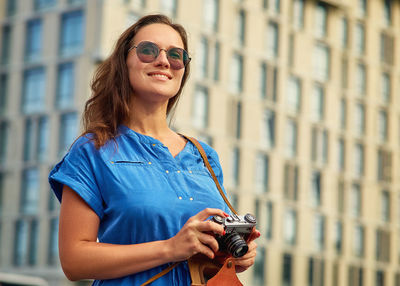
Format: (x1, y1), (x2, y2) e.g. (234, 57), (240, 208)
(133, 23), (184, 48)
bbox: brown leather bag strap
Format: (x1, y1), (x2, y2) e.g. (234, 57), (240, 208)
(140, 262), (180, 286)
(183, 136), (238, 215)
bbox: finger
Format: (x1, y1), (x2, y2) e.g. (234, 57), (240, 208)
(197, 220), (225, 235)
(246, 228), (261, 242)
(197, 232), (220, 253)
(192, 208), (229, 221)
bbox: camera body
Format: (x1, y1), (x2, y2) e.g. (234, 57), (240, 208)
(212, 213), (257, 258)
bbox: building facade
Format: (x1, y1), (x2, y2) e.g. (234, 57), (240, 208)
(0, 0), (399, 285)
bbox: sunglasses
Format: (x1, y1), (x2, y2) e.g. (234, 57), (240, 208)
(128, 41), (191, 70)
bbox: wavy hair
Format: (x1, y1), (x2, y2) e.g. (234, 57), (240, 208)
(81, 14), (190, 149)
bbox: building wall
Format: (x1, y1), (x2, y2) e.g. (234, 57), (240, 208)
(0, 0), (399, 285)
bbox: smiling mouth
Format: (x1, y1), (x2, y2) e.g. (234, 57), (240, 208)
(148, 72), (171, 80)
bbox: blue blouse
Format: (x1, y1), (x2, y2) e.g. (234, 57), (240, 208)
(48, 125), (230, 285)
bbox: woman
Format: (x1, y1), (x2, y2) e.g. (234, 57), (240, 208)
(49, 14), (260, 285)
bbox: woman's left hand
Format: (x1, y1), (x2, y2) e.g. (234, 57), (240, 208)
(233, 228), (261, 273)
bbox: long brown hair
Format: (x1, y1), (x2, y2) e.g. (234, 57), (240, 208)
(82, 14), (191, 149)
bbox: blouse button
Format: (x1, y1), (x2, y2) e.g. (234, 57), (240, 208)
(152, 144), (156, 147)
(166, 170), (169, 174)
(178, 196), (182, 200)
(189, 197), (194, 201)
(177, 170), (181, 173)
(148, 162), (152, 165)
(189, 170), (192, 174)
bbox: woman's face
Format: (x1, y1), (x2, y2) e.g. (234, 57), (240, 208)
(126, 23), (186, 106)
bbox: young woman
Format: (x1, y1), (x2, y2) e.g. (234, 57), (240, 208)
(49, 14), (260, 285)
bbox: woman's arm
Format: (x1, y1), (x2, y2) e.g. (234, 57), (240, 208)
(59, 185), (226, 281)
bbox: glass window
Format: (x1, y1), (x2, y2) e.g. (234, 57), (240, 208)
(376, 229), (390, 262)
(383, 0), (391, 26)
(22, 67), (46, 114)
(6, 0), (17, 16)
(354, 103), (365, 136)
(311, 171), (322, 207)
(353, 225), (364, 257)
(1, 25), (12, 65)
(285, 119), (297, 158)
(340, 98), (346, 129)
(355, 23), (365, 55)
(381, 191), (390, 222)
(334, 221), (342, 254)
(340, 17), (348, 49)
(314, 3), (327, 38)
(230, 147), (240, 187)
(68, 0), (86, 5)
(338, 138), (345, 171)
(254, 153), (269, 193)
(34, 0), (56, 10)
(286, 76), (301, 114)
(236, 10), (245, 46)
(350, 184), (362, 217)
(37, 116), (49, 161)
(160, 0), (177, 17)
(266, 22), (279, 59)
(354, 144), (364, 178)
(56, 62), (75, 109)
(348, 266), (363, 286)
(0, 121), (9, 164)
(292, 0), (304, 29)
(59, 112), (78, 156)
(203, 0), (219, 32)
(253, 247), (266, 286)
(14, 220), (28, 266)
(378, 110), (388, 143)
(23, 118), (35, 162)
(377, 149), (391, 182)
(261, 109), (275, 149)
(48, 217), (59, 265)
(341, 57), (348, 89)
(284, 163), (298, 201)
(284, 208), (297, 245)
(60, 10), (85, 57)
(264, 0), (280, 14)
(192, 86), (209, 129)
(338, 180), (345, 213)
(235, 102), (242, 139)
(25, 19), (42, 62)
(266, 201), (273, 239)
(357, 0), (367, 17)
(376, 271), (385, 286)
(313, 44), (329, 82)
(381, 73), (390, 103)
(229, 54), (243, 93)
(311, 85), (324, 122)
(282, 254), (293, 286)
(213, 41), (220, 81)
(311, 128), (328, 165)
(313, 214), (325, 251)
(259, 63), (267, 99)
(21, 168), (39, 215)
(308, 257), (325, 286)
(380, 33), (394, 65)
(0, 74), (8, 115)
(196, 37), (208, 79)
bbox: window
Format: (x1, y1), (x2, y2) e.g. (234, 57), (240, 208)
(265, 201), (273, 239)
(56, 62), (75, 109)
(266, 22), (279, 59)
(261, 109), (275, 149)
(229, 54), (243, 93)
(20, 168), (39, 215)
(22, 68), (46, 114)
(377, 149), (391, 182)
(1, 25), (12, 65)
(354, 103), (365, 136)
(341, 57), (348, 89)
(286, 76), (301, 114)
(48, 218), (59, 265)
(160, 0), (177, 17)
(378, 110), (388, 143)
(59, 112), (78, 156)
(264, 0), (280, 14)
(196, 37), (208, 79)
(357, 0), (367, 17)
(253, 247), (266, 286)
(354, 23), (365, 55)
(380, 191), (390, 222)
(381, 73), (390, 103)
(25, 19), (42, 62)
(350, 184), (362, 217)
(213, 42), (220, 81)
(230, 147), (240, 187)
(0, 74), (8, 115)
(376, 229), (390, 262)
(313, 44), (329, 82)
(203, 0), (219, 32)
(236, 10), (245, 46)
(338, 180), (345, 213)
(353, 225), (364, 257)
(308, 257), (324, 286)
(314, 3), (327, 38)
(340, 17), (348, 49)
(6, 0), (17, 16)
(338, 138), (345, 171)
(285, 119), (297, 158)
(311, 128), (328, 165)
(348, 266), (363, 286)
(68, 0), (86, 5)
(282, 254), (293, 286)
(311, 171), (322, 207)
(340, 98), (346, 129)
(254, 153), (269, 193)
(60, 10), (85, 57)
(292, 0), (304, 29)
(23, 117), (49, 163)
(38, 117), (49, 161)
(313, 214), (325, 251)
(284, 208), (297, 245)
(0, 121), (9, 164)
(311, 85), (324, 122)
(380, 33), (394, 65)
(284, 163), (298, 201)
(14, 219), (39, 266)
(334, 221), (343, 254)
(354, 143), (364, 178)
(383, 0), (391, 26)
(34, 0), (56, 10)
(192, 86), (209, 129)
(259, 63), (267, 99)
(260, 64), (277, 101)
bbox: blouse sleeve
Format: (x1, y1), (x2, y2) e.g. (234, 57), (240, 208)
(48, 137), (104, 219)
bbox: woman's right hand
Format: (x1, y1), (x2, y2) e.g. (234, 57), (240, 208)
(166, 208), (228, 261)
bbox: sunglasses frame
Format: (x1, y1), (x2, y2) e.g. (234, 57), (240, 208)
(128, 41), (191, 70)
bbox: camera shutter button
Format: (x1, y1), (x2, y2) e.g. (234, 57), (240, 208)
(244, 213), (257, 224)
(212, 215), (224, 224)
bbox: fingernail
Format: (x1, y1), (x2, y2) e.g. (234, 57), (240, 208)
(223, 230), (226, 235)
(223, 212), (230, 217)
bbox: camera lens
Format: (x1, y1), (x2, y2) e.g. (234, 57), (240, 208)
(219, 232), (249, 258)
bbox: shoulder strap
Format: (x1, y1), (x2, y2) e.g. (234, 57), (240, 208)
(183, 136), (238, 215)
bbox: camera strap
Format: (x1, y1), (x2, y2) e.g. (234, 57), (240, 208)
(140, 136), (237, 285)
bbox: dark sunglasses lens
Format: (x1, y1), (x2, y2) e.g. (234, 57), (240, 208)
(136, 42), (159, 63)
(167, 48), (188, 69)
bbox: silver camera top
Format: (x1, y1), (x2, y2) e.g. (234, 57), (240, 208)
(212, 213), (256, 234)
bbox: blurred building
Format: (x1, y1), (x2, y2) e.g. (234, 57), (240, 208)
(0, 0), (399, 285)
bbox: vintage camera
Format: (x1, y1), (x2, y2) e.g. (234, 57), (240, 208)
(212, 213), (257, 258)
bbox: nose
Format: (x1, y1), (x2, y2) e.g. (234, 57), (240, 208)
(154, 49), (170, 68)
